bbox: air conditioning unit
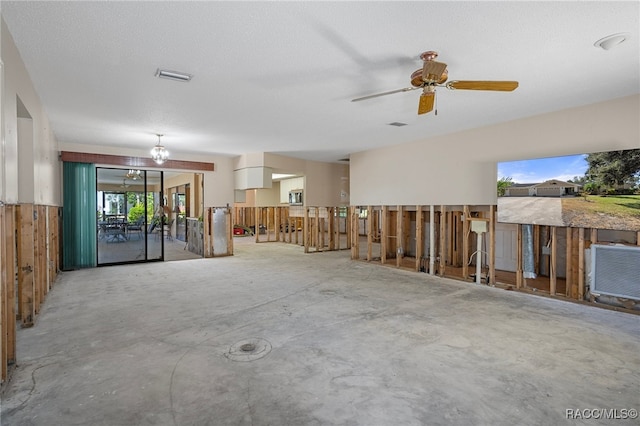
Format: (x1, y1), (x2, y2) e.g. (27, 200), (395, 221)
(591, 244), (640, 300)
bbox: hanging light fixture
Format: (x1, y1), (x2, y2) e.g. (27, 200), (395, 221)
(126, 169), (141, 180)
(150, 133), (169, 165)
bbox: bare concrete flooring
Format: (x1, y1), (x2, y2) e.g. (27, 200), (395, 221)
(1, 238), (639, 425)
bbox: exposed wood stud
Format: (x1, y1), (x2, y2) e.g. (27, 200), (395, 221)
(550, 226), (557, 295)
(439, 206), (446, 277)
(367, 206), (373, 261)
(578, 228), (585, 301)
(396, 205), (403, 268)
(17, 204), (35, 328)
(516, 224), (523, 288)
(416, 207), (423, 272)
(304, 207), (310, 253)
(489, 205), (496, 285)
(565, 227), (573, 298)
(462, 206), (470, 280)
(381, 206), (388, 265)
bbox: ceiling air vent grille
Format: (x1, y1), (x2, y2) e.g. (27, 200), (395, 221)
(591, 244), (640, 300)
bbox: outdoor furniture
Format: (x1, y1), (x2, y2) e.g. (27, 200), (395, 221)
(127, 217), (144, 240)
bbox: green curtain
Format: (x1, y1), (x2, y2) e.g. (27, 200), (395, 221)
(62, 162), (96, 269)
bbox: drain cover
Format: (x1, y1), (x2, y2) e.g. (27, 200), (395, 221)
(226, 338), (272, 362)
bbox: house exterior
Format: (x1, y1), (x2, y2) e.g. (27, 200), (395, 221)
(504, 179), (582, 197)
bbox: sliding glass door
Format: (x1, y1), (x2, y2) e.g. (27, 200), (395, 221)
(96, 168), (164, 265)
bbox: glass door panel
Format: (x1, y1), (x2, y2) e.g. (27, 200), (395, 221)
(97, 167), (164, 265)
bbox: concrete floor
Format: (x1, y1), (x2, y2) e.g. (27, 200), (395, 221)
(1, 238), (639, 425)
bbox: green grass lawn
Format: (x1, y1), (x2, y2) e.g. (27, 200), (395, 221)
(563, 194), (640, 219)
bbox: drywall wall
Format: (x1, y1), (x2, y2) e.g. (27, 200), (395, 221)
(236, 152), (348, 206)
(304, 161), (349, 206)
(350, 95), (640, 206)
(2, 18), (60, 205)
(279, 177), (304, 203)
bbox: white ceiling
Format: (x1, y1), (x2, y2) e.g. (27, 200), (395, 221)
(2, 1), (639, 163)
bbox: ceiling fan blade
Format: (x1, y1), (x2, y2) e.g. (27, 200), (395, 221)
(418, 92), (435, 115)
(446, 80), (519, 91)
(351, 86), (420, 102)
(422, 60), (447, 83)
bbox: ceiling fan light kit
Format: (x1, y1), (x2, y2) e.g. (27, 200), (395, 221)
(352, 50), (519, 116)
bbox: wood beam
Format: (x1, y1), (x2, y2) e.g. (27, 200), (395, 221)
(60, 151), (214, 171)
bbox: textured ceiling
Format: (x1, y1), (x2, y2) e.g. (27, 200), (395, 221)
(2, 1), (639, 163)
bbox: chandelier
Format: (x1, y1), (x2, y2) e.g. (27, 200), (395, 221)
(126, 169), (141, 180)
(150, 133), (169, 165)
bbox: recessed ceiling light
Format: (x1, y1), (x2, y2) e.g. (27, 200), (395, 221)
(155, 68), (193, 82)
(388, 122), (408, 127)
(594, 33), (631, 50)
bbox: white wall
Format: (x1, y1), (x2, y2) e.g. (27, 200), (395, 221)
(2, 18), (60, 205)
(350, 95), (640, 206)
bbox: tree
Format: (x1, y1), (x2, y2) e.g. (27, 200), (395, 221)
(497, 176), (513, 197)
(585, 149), (640, 192)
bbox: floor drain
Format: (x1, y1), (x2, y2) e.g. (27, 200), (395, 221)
(226, 338), (272, 362)
(240, 343), (256, 352)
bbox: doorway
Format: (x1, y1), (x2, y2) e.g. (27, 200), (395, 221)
(96, 168), (164, 265)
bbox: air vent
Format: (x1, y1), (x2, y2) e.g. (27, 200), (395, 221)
(338, 158), (350, 162)
(388, 122), (407, 127)
(155, 68), (192, 82)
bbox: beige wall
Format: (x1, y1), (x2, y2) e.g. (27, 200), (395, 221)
(60, 142), (236, 209)
(2, 18), (60, 205)
(350, 95), (640, 206)
(238, 152), (348, 206)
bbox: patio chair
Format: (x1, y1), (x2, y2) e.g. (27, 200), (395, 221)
(127, 217), (144, 240)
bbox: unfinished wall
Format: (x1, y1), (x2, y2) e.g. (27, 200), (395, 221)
(350, 95), (640, 206)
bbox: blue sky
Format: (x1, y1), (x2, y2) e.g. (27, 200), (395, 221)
(498, 154), (588, 183)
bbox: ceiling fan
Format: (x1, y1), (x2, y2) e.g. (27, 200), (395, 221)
(351, 51), (519, 115)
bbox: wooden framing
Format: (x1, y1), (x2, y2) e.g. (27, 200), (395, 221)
(380, 206), (388, 265)
(1, 205), (17, 383)
(578, 228), (585, 300)
(489, 205), (496, 285)
(565, 227), (573, 298)
(60, 151), (214, 172)
(1, 203), (59, 382)
(439, 206), (446, 277)
(462, 206), (470, 280)
(550, 226), (557, 295)
(516, 224), (523, 288)
(396, 205), (403, 268)
(203, 206), (233, 258)
(367, 206), (373, 261)
(17, 204), (35, 327)
(415, 207), (423, 272)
